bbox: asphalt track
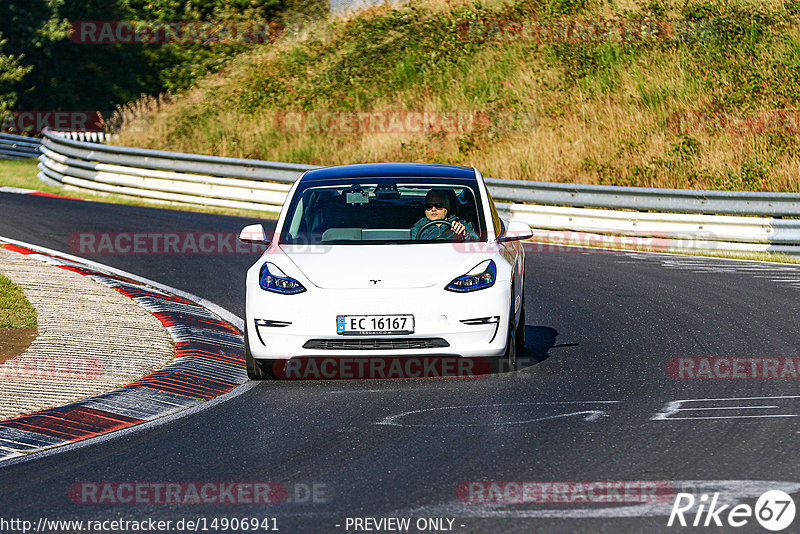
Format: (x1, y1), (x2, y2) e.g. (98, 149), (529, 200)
(2, 191), (800, 533)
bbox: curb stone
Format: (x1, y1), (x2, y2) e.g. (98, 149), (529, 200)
(0, 240), (246, 462)
(0, 247), (174, 418)
(0, 185), (85, 201)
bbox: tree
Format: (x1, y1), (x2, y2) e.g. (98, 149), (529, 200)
(0, 36), (32, 114)
(0, 0), (70, 110)
(0, 0), (325, 112)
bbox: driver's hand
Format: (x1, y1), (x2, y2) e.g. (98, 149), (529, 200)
(451, 221), (466, 235)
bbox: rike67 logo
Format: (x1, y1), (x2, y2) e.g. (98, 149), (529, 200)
(668, 490), (796, 531)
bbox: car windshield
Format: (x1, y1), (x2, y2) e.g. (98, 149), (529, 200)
(279, 177), (485, 244)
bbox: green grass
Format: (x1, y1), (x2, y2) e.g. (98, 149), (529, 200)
(0, 158), (275, 219)
(0, 273), (37, 328)
(0, 159), (50, 192)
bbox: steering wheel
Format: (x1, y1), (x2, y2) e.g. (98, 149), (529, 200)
(418, 218), (454, 239)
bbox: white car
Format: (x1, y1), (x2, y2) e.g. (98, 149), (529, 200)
(239, 163), (532, 379)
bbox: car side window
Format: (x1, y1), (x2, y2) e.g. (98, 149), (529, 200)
(487, 192), (503, 237)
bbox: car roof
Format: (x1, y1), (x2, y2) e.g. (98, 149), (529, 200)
(301, 162), (477, 182)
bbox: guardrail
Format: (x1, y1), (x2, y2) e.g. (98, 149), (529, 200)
(37, 130), (800, 255)
(486, 178), (800, 217)
(0, 133), (41, 159)
(38, 130), (312, 213)
(505, 204), (800, 256)
(49, 131), (113, 143)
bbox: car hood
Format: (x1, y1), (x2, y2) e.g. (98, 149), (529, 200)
(278, 244), (485, 289)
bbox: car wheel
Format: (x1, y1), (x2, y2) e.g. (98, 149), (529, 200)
(515, 294), (526, 351)
(502, 314), (517, 373)
(244, 325), (271, 380)
(494, 297), (517, 374)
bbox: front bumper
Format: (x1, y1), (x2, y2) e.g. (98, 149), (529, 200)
(245, 285), (511, 360)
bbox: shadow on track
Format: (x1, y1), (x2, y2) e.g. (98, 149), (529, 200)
(515, 325), (578, 371)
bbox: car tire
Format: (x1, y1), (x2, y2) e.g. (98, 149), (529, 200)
(503, 315), (517, 373)
(494, 298), (517, 374)
(515, 294), (526, 351)
(244, 326), (271, 380)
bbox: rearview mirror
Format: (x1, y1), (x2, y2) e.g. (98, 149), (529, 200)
(239, 224), (271, 245)
(498, 220), (533, 242)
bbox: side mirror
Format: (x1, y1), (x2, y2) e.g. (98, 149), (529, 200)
(498, 220), (533, 242)
(239, 224), (271, 245)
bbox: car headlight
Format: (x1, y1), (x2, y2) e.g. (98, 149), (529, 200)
(259, 262), (306, 294)
(445, 260), (496, 293)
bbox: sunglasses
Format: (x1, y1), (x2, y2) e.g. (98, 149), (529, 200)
(425, 203), (446, 210)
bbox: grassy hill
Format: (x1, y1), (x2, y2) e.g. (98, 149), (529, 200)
(111, 0), (800, 192)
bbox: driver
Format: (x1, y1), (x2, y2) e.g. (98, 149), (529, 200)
(411, 189), (478, 240)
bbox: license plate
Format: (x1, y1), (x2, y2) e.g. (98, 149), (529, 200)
(336, 314), (414, 335)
